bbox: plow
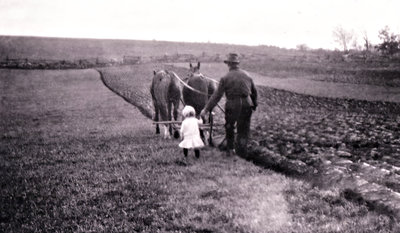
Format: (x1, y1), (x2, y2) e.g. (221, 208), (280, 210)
(151, 118), (226, 147)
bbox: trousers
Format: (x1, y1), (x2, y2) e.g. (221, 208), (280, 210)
(224, 98), (253, 156)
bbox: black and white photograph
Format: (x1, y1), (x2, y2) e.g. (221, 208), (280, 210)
(1, 0), (400, 232)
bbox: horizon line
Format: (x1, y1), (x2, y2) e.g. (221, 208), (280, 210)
(0, 33), (335, 51)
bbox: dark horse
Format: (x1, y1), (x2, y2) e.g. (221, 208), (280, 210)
(150, 70), (181, 139)
(182, 62), (217, 145)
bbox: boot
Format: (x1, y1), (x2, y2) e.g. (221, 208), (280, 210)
(225, 149), (235, 157)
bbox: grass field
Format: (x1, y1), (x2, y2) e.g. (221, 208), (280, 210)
(1, 67), (398, 232)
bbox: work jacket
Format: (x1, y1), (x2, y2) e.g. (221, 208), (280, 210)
(204, 67), (258, 112)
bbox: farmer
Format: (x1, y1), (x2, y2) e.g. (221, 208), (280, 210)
(200, 53), (257, 157)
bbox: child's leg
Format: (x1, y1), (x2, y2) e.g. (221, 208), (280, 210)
(195, 149), (200, 158)
(183, 148), (188, 157)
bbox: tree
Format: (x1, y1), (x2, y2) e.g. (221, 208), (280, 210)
(296, 44), (309, 51)
(376, 26), (400, 56)
(332, 26), (354, 52)
(350, 34), (362, 51)
(362, 30), (371, 52)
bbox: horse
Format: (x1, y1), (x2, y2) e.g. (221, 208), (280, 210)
(150, 70), (181, 139)
(182, 62), (217, 145)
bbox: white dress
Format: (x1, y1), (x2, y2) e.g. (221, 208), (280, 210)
(179, 117), (205, 149)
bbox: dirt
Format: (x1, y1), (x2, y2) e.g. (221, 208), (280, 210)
(248, 86), (400, 218)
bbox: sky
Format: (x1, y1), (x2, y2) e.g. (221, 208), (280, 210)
(0, 0), (399, 50)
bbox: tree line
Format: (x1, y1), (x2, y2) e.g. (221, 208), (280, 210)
(331, 25), (400, 56)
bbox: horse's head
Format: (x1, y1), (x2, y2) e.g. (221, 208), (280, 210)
(188, 62), (204, 82)
(189, 62), (201, 75)
(153, 70), (168, 80)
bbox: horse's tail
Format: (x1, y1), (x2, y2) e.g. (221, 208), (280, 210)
(167, 71), (182, 100)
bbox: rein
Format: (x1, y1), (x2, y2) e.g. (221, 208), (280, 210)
(173, 71), (225, 113)
(174, 73), (214, 97)
(201, 74), (219, 83)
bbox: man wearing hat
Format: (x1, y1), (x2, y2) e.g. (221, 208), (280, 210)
(200, 53), (258, 157)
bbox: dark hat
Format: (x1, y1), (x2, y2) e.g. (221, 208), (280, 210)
(224, 53), (240, 64)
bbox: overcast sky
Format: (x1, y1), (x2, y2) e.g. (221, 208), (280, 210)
(0, 0), (399, 49)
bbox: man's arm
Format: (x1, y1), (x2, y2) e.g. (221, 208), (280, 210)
(201, 78), (225, 116)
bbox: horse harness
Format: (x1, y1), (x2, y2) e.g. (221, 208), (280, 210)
(175, 73), (225, 113)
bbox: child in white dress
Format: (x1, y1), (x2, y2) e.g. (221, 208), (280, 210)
(179, 105), (204, 158)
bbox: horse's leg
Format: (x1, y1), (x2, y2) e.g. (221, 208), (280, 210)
(173, 100), (179, 121)
(208, 111), (214, 147)
(199, 114), (206, 144)
(200, 129), (205, 143)
(173, 100), (180, 139)
(154, 104), (160, 134)
(167, 101), (173, 136)
(163, 125), (170, 139)
(151, 84), (160, 135)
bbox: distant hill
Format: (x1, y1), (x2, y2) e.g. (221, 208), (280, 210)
(0, 35), (288, 61)
(1, 35), (399, 87)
